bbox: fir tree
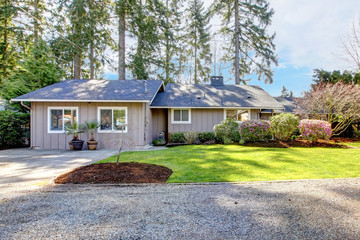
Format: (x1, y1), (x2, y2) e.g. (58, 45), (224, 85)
(213, 0), (278, 84)
(184, 0), (211, 84)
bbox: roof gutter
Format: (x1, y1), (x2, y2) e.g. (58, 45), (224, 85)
(150, 106), (285, 110)
(11, 99), (150, 103)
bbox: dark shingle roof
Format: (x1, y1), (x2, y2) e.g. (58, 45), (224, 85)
(274, 97), (297, 113)
(12, 79), (164, 102)
(151, 83), (284, 109)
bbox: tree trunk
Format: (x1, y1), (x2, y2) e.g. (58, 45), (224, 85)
(74, 53), (81, 79)
(89, 0), (95, 79)
(118, 3), (126, 80)
(234, 0), (240, 85)
(34, 0), (39, 48)
(165, 0), (170, 84)
(90, 42), (95, 79)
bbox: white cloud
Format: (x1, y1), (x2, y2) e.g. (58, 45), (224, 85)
(269, 0), (360, 70)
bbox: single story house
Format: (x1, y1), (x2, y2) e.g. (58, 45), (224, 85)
(259, 97), (297, 120)
(11, 76), (284, 150)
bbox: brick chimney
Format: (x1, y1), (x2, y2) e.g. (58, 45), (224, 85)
(210, 76), (224, 86)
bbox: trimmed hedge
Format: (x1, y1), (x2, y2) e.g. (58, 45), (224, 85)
(270, 113), (299, 141)
(169, 132), (186, 143)
(197, 132), (216, 143)
(0, 110), (30, 148)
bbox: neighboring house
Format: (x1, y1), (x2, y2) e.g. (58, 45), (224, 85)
(259, 97), (297, 120)
(11, 77), (284, 150)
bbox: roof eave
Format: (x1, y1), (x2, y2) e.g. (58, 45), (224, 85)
(11, 99), (151, 103)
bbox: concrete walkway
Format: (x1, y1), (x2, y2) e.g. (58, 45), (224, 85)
(0, 149), (117, 186)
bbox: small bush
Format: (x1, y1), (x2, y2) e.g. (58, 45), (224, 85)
(353, 124), (360, 138)
(213, 118), (240, 144)
(184, 131), (198, 144)
(270, 113), (299, 141)
(197, 132), (216, 143)
(239, 120), (271, 143)
(169, 132), (185, 143)
(299, 119), (331, 142)
(153, 139), (166, 146)
(0, 110), (30, 149)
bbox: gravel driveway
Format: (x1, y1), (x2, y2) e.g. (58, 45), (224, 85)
(1, 178), (360, 239)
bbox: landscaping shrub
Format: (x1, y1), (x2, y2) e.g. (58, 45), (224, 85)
(169, 132), (186, 143)
(213, 118), (240, 143)
(0, 110), (30, 149)
(299, 119), (332, 142)
(184, 131), (198, 144)
(153, 139), (166, 146)
(270, 113), (299, 141)
(239, 120), (271, 144)
(197, 132), (216, 143)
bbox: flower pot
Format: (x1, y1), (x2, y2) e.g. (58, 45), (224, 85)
(68, 141), (74, 150)
(72, 140), (84, 150)
(87, 140), (98, 150)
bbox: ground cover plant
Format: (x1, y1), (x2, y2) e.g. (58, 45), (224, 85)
(97, 144), (360, 183)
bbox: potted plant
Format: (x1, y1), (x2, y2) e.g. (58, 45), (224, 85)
(84, 120), (100, 150)
(65, 122), (85, 150)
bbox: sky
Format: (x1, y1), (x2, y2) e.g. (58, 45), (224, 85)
(105, 0), (360, 97)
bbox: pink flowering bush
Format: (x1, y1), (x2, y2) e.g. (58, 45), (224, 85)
(239, 120), (271, 143)
(299, 119), (332, 142)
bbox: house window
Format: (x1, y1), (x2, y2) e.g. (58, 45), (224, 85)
(171, 109), (191, 124)
(98, 107), (128, 133)
(225, 109), (250, 121)
(48, 107), (78, 133)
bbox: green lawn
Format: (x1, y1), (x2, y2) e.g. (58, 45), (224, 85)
(96, 144), (360, 183)
(340, 141), (360, 148)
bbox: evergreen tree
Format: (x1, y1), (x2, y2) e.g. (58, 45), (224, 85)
(213, 0), (278, 84)
(184, 0), (211, 84)
(280, 85), (289, 97)
(2, 40), (64, 108)
(127, 0), (164, 80)
(0, 0), (22, 85)
(156, 0), (184, 84)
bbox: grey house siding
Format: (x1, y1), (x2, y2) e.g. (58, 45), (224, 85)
(167, 108), (262, 133)
(168, 109), (224, 132)
(151, 109), (168, 141)
(31, 102), (145, 150)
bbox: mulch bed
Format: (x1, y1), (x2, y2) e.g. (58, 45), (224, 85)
(243, 139), (350, 148)
(54, 162), (173, 184)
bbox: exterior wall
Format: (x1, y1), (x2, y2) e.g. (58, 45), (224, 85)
(151, 108), (168, 141)
(167, 108), (263, 133)
(31, 102), (145, 150)
(168, 109), (224, 132)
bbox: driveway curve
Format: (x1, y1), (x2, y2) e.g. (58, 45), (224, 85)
(0, 149), (117, 186)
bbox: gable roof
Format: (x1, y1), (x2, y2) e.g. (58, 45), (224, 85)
(151, 83), (284, 109)
(274, 97), (297, 113)
(11, 79), (164, 103)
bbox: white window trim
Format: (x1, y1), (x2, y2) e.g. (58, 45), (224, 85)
(97, 107), (128, 133)
(171, 108), (191, 124)
(48, 106), (79, 134)
(223, 109), (251, 122)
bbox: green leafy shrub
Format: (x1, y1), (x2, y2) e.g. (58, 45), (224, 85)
(270, 113), (299, 141)
(299, 119), (331, 142)
(197, 132), (216, 143)
(184, 131), (198, 144)
(153, 139), (166, 146)
(0, 110), (30, 148)
(169, 132), (186, 143)
(239, 120), (271, 143)
(213, 118), (240, 144)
